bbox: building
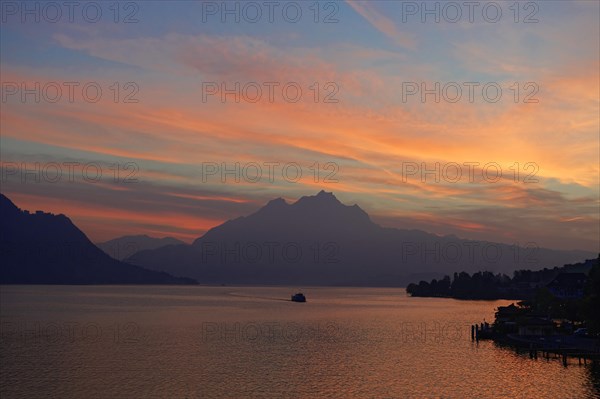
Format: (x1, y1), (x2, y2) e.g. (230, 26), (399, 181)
(494, 304), (522, 334)
(517, 317), (555, 336)
(546, 273), (588, 299)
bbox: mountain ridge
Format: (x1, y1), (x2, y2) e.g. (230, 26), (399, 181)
(129, 191), (594, 286)
(97, 235), (185, 261)
(0, 193), (196, 285)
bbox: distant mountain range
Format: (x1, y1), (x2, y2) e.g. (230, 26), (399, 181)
(0, 194), (196, 284)
(128, 191), (595, 286)
(97, 235), (184, 261)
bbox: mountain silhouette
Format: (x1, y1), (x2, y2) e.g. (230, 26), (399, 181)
(194, 190), (377, 244)
(0, 194), (196, 284)
(97, 235), (184, 261)
(128, 191), (594, 286)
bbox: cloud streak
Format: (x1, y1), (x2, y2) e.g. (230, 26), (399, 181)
(1, 2), (598, 251)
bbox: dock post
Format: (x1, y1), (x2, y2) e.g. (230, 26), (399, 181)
(529, 344), (534, 359)
(529, 344), (533, 359)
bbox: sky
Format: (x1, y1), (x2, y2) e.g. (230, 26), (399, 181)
(1, 0), (598, 252)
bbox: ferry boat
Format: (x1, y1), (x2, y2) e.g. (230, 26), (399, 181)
(291, 292), (306, 302)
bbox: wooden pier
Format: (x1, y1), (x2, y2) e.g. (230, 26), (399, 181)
(470, 323), (600, 365)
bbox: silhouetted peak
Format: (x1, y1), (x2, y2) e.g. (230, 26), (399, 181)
(252, 197), (289, 218)
(294, 190), (341, 207)
(264, 197), (288, 209)
(316, 190), (338, 201)
(317, 189), (333, 197)
(1, 193), (17, 207)
(286, 191), (374, 228)
(0, 193), (20, 214)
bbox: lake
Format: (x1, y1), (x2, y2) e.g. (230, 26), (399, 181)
(1, 286), (598, 398)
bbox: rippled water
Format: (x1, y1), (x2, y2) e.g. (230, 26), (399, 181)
(1, 286), (598, 398)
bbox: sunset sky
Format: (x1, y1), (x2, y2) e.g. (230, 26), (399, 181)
(1, 1), (598, 252)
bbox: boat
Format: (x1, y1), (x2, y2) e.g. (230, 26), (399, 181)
(291, 292), (306, 302)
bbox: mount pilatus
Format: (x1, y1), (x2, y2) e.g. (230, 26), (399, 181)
(128, 191), (593, 286)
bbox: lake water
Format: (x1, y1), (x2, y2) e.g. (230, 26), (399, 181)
(1, 286), (598, 398)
